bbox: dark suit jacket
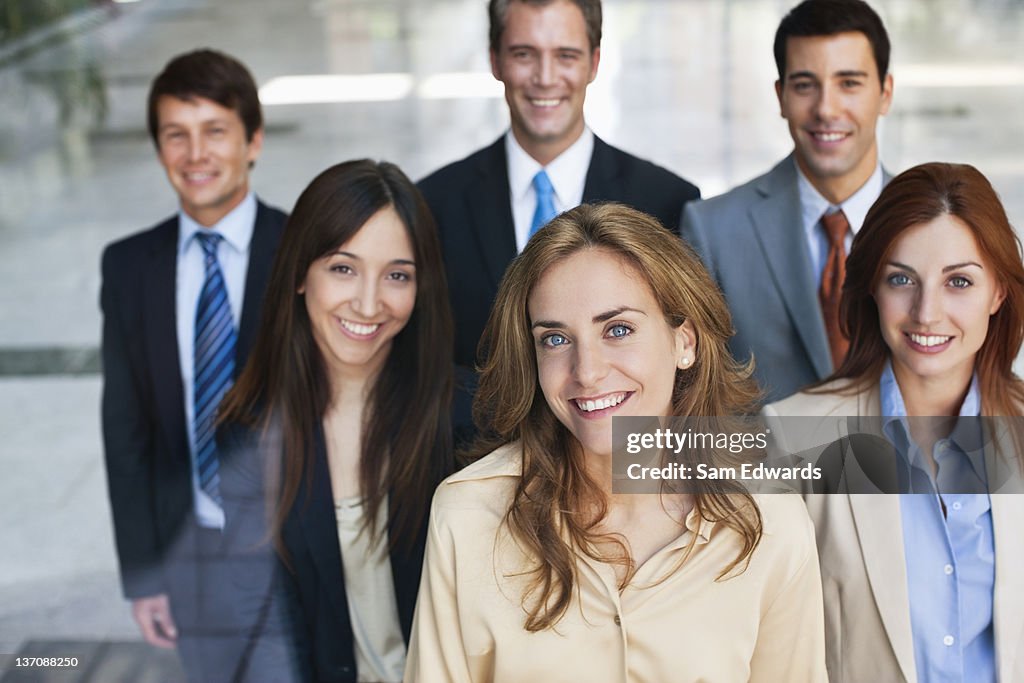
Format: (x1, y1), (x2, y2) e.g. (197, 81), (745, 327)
(681, 155), (890, 403)
(275, 428), (426, 683)
(219, 370), (476, 683)
(419, 134), (700, 367)
(100, 199), (287, 599)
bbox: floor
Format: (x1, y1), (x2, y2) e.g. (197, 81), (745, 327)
(1, 0), (1022, 676)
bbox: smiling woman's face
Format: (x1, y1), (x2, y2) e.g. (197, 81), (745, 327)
(874, 213), (1005, 392)
(300, 206), (417, 385)
(527, 248), (695, 460)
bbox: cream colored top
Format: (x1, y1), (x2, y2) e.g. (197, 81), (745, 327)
(404, 443), (827, 683)
(336, 496), (406, 683)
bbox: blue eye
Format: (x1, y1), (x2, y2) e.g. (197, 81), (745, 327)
(949, 276), (972, 289)
(886, 272), (912, 287)
(607, 324), (633, 339)
(541, 333), (568, 348)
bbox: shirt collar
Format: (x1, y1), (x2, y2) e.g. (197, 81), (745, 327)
(177, 192), (257, 255)
(506, 127), (595, 206)
(796, 160), (883, 237)
(879, 360), (986, 478)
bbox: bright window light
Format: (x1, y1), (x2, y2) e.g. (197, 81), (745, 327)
(417, 72), (504, 100)
(897, 63), (1024, 88)
(259, 74), (414, 105)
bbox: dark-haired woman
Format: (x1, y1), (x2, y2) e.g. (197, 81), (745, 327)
(765, 162), (1024, 682)
(405, 203), (826, 682)
(220, 159), (467, 683)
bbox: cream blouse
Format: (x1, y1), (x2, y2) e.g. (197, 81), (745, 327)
(404, 443), (827, 683)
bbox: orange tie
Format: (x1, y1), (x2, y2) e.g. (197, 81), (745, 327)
(819, 210), (850, 369)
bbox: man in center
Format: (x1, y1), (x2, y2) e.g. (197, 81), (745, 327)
(420, 0), (700, 368)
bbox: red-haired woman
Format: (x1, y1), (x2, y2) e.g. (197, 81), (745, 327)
(765, 162), (1024, 682)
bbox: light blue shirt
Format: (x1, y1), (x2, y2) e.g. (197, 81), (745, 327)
(175, 192), (256, 528)
(880, 362), (996, 683)
(795, 160), (883, 287)
(506, 127), (593, 253)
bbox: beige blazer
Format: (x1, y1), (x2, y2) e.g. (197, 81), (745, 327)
(764, 380), (1024, 683)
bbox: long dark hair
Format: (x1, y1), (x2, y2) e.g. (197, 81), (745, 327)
(221, 159), (454, 556)
(827, 162), (1024, 418)
(471, 203), (762, 631)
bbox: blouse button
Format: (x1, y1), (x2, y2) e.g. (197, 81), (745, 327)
(614, 614), (621, 626)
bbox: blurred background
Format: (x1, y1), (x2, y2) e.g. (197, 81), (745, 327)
(1, 0), (1023, 678)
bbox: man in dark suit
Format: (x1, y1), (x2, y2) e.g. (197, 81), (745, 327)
(419, 0), (700, 367)
(682, 0), (894, 402)
(100, 49), (286, 681)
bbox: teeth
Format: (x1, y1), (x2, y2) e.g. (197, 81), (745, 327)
(341, 319), (381, 336)
(185, 172), (214, 181)
(530, 98), (560, 107)
(813, 132), (846, 142)
(574, 393), (627, 412)
(909, 333), (952, 347)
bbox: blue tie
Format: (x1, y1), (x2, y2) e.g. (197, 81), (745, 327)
(529, 170), (557, 238)
(193, 232), (237, 506)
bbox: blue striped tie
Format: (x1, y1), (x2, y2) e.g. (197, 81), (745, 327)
(193, 232), (236, 506)
(529, 170), (557, 238)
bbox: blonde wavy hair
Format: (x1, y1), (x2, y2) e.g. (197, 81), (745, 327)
(470, 203), (763, 631)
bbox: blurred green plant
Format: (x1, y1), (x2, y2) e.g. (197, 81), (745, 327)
(1, 0), (94, 44)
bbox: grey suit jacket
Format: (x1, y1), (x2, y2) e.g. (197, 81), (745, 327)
(764, 383), (1024, 683)
(681, 155), (889, 402)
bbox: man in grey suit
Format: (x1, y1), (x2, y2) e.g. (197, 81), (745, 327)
(682, 0), (894, 402)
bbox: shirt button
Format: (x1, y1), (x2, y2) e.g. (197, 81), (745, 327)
(943, 635), (955, 647)
(614, 614), (621, 626)
(951, 501), (962, 511)
(944, 564), (954, 575)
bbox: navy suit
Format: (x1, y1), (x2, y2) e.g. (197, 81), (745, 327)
(419, 135), (700, 367)
(100, 200), (286, 680)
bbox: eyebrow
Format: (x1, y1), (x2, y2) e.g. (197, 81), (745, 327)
(531, 306), (646, 330)
(886, 260), (983, 273)
(506, 44), (585, 55)
(331, 250), (415, 266)
(787, 69), (868, 80)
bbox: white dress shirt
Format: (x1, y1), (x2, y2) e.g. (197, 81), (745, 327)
(175, 192), (256, 528)
(506, 127), (595, 252)
(796, 161), (884, 287)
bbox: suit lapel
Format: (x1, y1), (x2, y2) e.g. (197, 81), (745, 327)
(237, 201), (281, 370)
(846, 386), (917, 682)
(848, 494), (917, 682)
(300, 427), (351, 626)
(465, 138), (517, 289)
(992, 481), (1024, 679)
(976, 418), (1024, 678)
(144, 217), (189, 461)
(747, 156), (832, 378)
(581, 135), (618, 201)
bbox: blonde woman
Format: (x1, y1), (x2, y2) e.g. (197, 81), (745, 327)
(405, 204), (826, 682)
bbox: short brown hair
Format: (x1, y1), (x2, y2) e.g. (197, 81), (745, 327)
(488, 0), (602, 54)
(147, 49), (262, 147)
